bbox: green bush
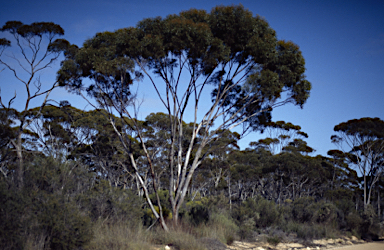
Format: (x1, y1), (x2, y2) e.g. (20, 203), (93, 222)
(190, 203), (210, 226)
(36, 195), (93, 250)
(81, 180), (143, 223)
(0, 180), (26, 249)
(232, 196), (278, 230)
(254, 196), (279, 227)
(311, 201), (338, 225)
(207, 212), (239, 244)
(183, 199), (210, 226)
(267, 236), (281, 246)
(283, 221), (337, 240)
(360, 205), (381, 240)
(346, 212), (363, 232)
(292, 197), (315, 223)
(0, 157), (94, 250)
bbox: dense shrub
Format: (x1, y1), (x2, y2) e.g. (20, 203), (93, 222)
(232, 196), (279, 230)
(253, 196), (279, 227)
(35, 194), (93, 250)
(291, 197), (315, 223)
(311, 201), (338, 225)
(189, 202), (210, 226)
(346, 212), (363, 235)
(0, 157), (94, 250)
(206, 212), (239, 244)
(359, 205), (381, 240)
(81, 179), (144, 223)
(182, 198), (210, 226)
(0, 180), (26, 249)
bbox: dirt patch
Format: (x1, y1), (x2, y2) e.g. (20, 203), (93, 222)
(226, 236), (368, 250)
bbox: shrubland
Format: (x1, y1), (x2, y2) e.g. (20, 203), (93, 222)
(1, 157), (382, 249)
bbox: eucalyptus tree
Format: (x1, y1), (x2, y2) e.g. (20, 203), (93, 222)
(0, 21), (68, 188)
(228, 148), (268, 202)
(331, 117), (384, 210)
(249, 121), (308, 154)
(57, 5), (311, 228)
(326, 150), (359, 193)
(25, 103), (93, 159)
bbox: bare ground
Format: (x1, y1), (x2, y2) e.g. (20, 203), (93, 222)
(225, 238), (384, 250)
(329, 241), (384, 250)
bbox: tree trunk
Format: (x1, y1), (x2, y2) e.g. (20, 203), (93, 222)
(15, 132), (24, 189)
(364, 174), (367, 211)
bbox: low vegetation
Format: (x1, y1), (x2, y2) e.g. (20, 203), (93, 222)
(0, 157), (382, 249)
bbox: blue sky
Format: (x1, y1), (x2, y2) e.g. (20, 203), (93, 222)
(1, 0), (383, 156)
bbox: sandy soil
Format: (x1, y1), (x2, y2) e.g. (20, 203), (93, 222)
(329, 241), (384, 250)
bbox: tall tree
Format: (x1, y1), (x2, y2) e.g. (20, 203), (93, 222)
(57, 5), (311, 228)
(0, 21), (68, 188)
(331, 117), (384, 210)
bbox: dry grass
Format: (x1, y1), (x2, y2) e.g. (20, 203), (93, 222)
(85, 220), (153, 250)
(86, 219), (209, 250)
(151, 226), (207, 250)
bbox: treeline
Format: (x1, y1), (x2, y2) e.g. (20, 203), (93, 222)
(1, 105), (383, 249)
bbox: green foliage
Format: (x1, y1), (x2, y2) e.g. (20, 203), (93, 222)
(232, 196), (279, 230)
(253, 196), (280, 227)
(346, 212), (363, 233)
(291, 197), (315, 223)
(34, 194), (93, 250)
(1, 21), (64, 37)
(311, 201), (338, 225)
(359, 205), (381, 240)
(292, 197), (339, 225)
(267, 236), (281, 246)
(142, 190), (172, 226)
(81, 180), (144, 223)
(203, 212), (239, 244)
(0, 180), (25, 249)
(281, 220), (339, 240)
(0, 157), (93, 250)
(187, 200), (210, 226)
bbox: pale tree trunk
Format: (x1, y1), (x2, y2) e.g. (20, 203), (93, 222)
(15, 132), (24, 189)
(364, 174), (368, 211)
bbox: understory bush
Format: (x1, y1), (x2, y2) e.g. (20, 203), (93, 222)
(195, 212), (239, 244)
(0, 157), (93, 250)
(231, 196), (279, 239)
(81, 179), (144, 223)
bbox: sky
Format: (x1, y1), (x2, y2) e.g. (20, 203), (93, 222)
(1, 0), (383, 156)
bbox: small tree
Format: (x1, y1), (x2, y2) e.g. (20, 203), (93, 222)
(332, 117), (384, 210)
(58, 5), (311, 229)
(0, 21), (68, 188)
